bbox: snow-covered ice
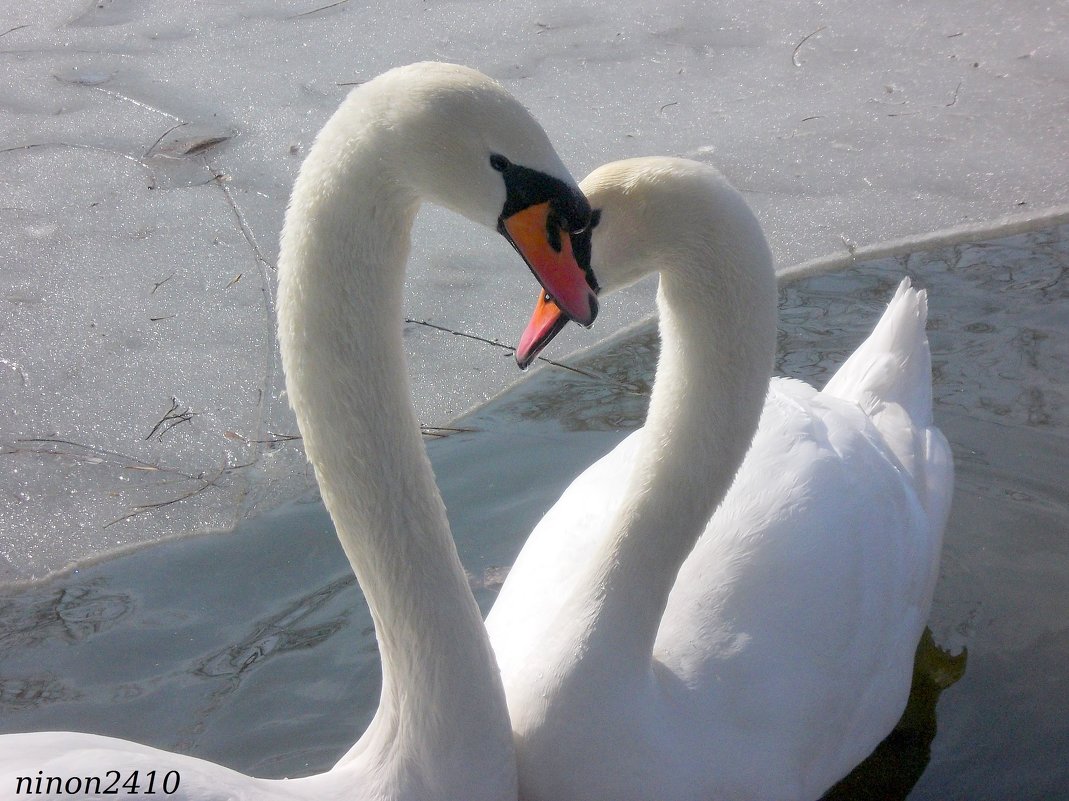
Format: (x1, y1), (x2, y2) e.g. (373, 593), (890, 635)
(2, 0), (1067, 581)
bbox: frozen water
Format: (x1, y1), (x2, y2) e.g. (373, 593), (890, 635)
(2, 0), (1068, 580)
(2, 226), (1067, 798)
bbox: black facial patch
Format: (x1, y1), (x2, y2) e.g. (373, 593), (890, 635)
(491, 154), (592, 234)
(567, 208), (601, 293)
(491, 154), (599, 293)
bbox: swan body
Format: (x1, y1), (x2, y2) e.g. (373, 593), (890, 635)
(0, 62), (596, 801)
(486, 158), (952, 801)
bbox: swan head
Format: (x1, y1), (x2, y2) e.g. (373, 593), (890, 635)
(371, 63), (599, 325)
(515, 157), (769, 366)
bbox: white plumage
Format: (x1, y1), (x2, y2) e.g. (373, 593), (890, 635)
(0, 62), (590, 801)
(487, 157), (953, 801)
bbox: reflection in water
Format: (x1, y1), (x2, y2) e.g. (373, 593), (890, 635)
(468, 224), (1067, 798)
(776, 231), (1068, 431)
(0, 676), (81, 712)
(195, 574), (355, 680)
(821, 630), (968, 801)
(0, 580), (131, 714)
(0, 580), (131, 649)
(0, 225), (1066, 795)
(179, 573), (357, 755)
(496, 322), (658, 431)
(493, 225), (1068, 438)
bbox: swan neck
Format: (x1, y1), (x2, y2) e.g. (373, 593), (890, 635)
(276, 122), (513, 792)
(591, 253), (777, 666)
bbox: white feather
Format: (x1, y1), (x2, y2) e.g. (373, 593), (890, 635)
(487, 157), (953, 801)
(0, 61), (585, 801)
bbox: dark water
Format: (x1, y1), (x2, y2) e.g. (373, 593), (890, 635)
(2, 225), (1067, 798)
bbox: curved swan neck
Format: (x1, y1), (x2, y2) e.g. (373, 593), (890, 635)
(585, 204), (777, 667)
(276, 97), (514, 794)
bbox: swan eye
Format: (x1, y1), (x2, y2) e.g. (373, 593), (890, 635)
(490, 154), (510, 172)
(563, 206), (597, 235)
(546, 209), (563, 253)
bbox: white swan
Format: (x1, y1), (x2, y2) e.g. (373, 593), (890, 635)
(486, 157), (953, 801)
(0, 62), (598, 801)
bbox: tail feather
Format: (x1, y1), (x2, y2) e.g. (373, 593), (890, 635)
(822, 278), (933, 427)
(823, 278), (952, 526)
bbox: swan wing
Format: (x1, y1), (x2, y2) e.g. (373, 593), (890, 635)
(490, 379), (941, 798)
(490, 276), (950, 801)
(654, 379), (938, 795)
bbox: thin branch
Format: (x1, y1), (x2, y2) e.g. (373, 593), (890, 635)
(792, 26), (827, 67)
(226, 424), (478, 443)
(420, 425), (478, 439)
(145, 397), (194, 441)
(182, 136), (229, 156)
(945, 80), (963, 107)
(14, 437), (192, 477)
(405, 317), (506, 346)
(0, 24), (29, 38)
(266, 431), (301, 442)
(224, 430), (302, 444)
(403, 318), (612, 382)
(104, 466), (226, 529)
(143, 121), (188, 158)
(290, 0), (349, 18)
(151, 271), (176, 294)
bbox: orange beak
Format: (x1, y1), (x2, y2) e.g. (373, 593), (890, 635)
(501, 201), (597, 327)
(515, 288), (568, 369)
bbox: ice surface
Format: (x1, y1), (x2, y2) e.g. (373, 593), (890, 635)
(1, 0), (1067, 581)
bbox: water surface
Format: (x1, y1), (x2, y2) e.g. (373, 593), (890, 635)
(2, 226), (1067, 798)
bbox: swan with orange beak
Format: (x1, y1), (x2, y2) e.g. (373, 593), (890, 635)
(515, 208), (599, 366)
(492, 154), (599, 327)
